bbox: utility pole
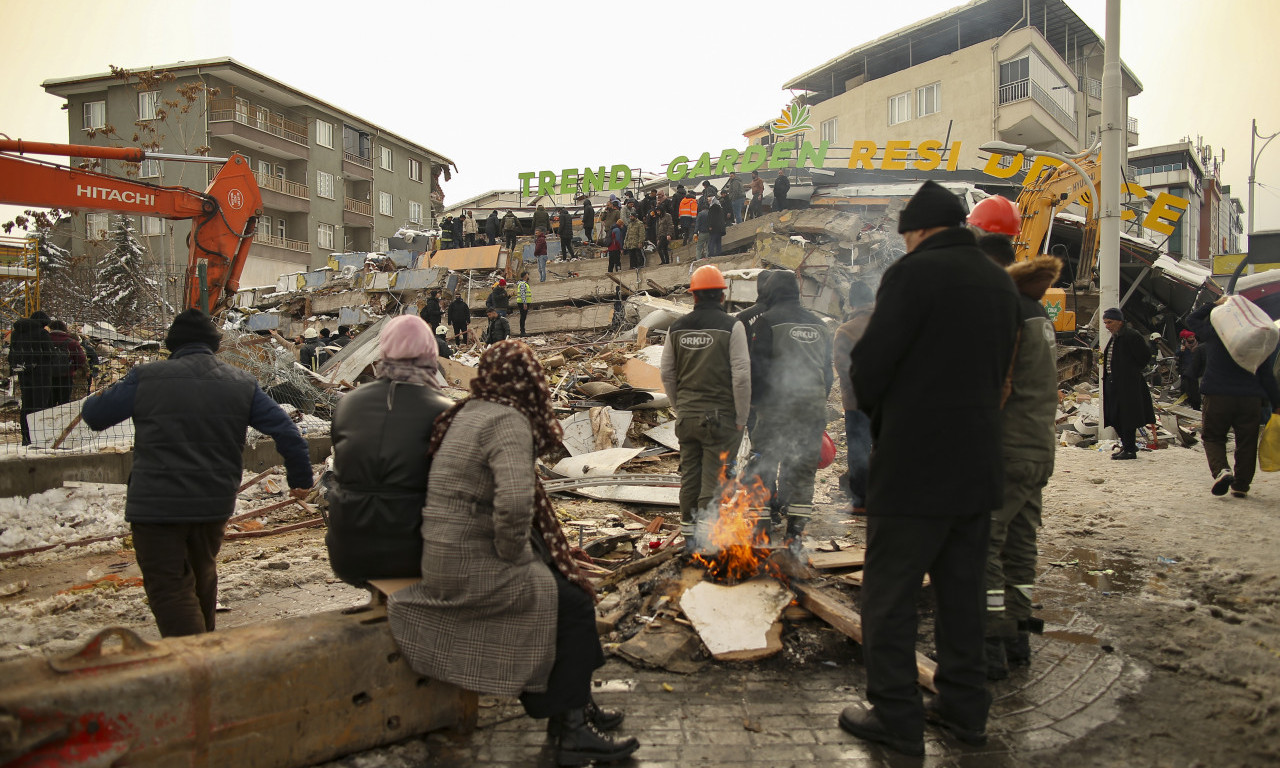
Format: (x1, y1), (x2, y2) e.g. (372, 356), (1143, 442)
(1248, 118), (1279, 241)
(1097, 0), (1123, 437)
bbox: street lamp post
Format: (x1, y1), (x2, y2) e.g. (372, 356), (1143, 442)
(979, 141), (1099, 258)
(1248, 118), (1279, 240)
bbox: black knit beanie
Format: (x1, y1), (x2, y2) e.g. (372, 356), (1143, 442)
(165, 309), (221, 352)
(898, 180), (968, 234)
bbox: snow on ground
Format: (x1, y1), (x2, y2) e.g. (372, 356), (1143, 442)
(0, 484), (128, 553)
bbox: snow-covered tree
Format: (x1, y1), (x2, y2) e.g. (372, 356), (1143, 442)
(94, 216), (149, 327)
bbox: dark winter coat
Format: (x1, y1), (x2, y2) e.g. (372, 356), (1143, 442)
(850, 227), (1019, 517)
(534, 233), (547, 257)
(47, 330), (88, 377)
(707, 203), (727, 236)
(558, 210), (574, 239)
(451, 216), (464, 242)
(532, 206), (550, 234)
(656, 212), (674, 240)
(448, 297), (472, 328)
(482, 314), (511, 345)
(9, 319), (54, 411)
(772, 173), (790, 206)
(420, 295), (444, 327)
(1101, 324), (1156, 433)
(502, 212), (519, 233)
(486, 286), (510, 312)
(81, 345), (312, 523)
(485, 211), (500, 238)
(1186, 304), (1280, 405)
(327, 377), (454, 585)
(582, 200), (595, 231)
(736, 269), (788, 345)
(726, 175), (746, 200)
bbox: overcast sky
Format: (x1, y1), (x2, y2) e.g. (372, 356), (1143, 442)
(3, 0), (1279, 236)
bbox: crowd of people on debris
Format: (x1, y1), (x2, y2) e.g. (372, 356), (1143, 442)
(6, 310), (100, 445)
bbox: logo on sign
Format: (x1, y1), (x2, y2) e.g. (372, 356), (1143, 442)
(770, 103), (813, 137)
(790, 326), (820, 343)
(679, 332), (714, 350)
(227, 188), (244, 210)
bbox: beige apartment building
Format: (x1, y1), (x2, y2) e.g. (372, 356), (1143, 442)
(43, 57), (454, 288)
(768, 0), (1141, 174)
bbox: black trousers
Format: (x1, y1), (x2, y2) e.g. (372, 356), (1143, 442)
(861, 511), (990, 738)
(627, 248), (644, 269)
(132, 520), (226, 637)
(519, 305), (529, 335)
(1202, 393), (1263, 491)
(607, 251), (621, 272)
(657, 238), (670, 264)
(560, 236), (575, 259)
(520, 570), (604, 718)
(504, 233), (517, 251)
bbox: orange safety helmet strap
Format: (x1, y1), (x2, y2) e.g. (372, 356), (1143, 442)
(967, 195), (1021, 236)
(689, 265), (728, 291)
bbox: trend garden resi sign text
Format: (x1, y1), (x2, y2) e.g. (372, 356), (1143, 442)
(519, 139), (1189, 236)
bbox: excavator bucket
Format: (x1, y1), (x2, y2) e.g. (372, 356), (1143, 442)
(187, 154), (261, 312)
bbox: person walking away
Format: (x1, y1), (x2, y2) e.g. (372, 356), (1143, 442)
(558, 207), (576, 259)
(1100, 308), (1154, 460)
(516, 272), (533, 336)
(679, 193), (698, 246)
(984, 255), (1061, 679)
(579, 196), (595, 244)
(532, 204), (551, 236)
(725, 171), (746, 224)
(81, 309), (312, 637)
(655, 207), (674, 265)
(326, 316), (453, 586)
(695, 201), (709, 260)
(748, 170), (765, 220)
(534, 229), (550, 282)
(485, 210), (500, 246)
(388, 341), (638, 766)
(623, 212), (646, 269)
(482, 307), (511, 346)
(659, 265), (751, 553)
(706, 198), (726, 259)
(772, 169), (790, 213)
(607, 218), (624, 273)
(449, 293), (472, 345)
(841, 180), (1019, 755)
(502, 210), (520, 252)
(1187, 299), (1280, 498)
(486, 278), (511, 318)
(8, 319), (53, 445)
(1176, 330), (1205, 410)
(46, 318), (88, 406)
(832, 281), (875, 514)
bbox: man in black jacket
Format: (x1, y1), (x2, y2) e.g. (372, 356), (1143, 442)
(448, 294), (472, 344)
(481, 307), (511, 345)
(420, 289), (444, 330)
(579, 196), (595, 244)
(1100, 308), (1155, 460)
(82, 309), (312, 637)
(558, 207), (576, 259)
(485, 210), (500, 246)
(772, 170), (790, 212)
(840, 181), (1019, 755)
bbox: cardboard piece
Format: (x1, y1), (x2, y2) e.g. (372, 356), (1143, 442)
(679, 578), (792, 660)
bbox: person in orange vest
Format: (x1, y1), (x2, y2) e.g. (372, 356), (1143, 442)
(678, 192), (698, 247)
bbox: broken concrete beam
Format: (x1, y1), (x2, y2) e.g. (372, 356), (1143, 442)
(309, 291), (369, 315)
(778, 209), (863, 244)
(679, 577), (792, 661)
(752, 232), (811, 270)
(721, 211), (787, 252)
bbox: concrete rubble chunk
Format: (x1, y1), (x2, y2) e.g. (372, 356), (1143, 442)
(679, 578), (793, 660)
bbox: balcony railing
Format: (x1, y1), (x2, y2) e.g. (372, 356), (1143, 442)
(344, 199), (373, 217)
(209, 98), (308, 147)
(1085, 77), (1102, 99)
(253, 230), (310, 253)
(254, 172), (309, 199)
(344, 151), (373, 169)
(998, 78), (1077, 137)
(1127, 116), (1139, 133)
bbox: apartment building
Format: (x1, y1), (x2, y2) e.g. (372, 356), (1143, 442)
(773, 0), (1141, 173)
(1128, 140), (1243, 265)
(43, 58), (454, 288)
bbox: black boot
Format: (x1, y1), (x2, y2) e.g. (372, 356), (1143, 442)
(546, 697), (624, 737)
(1006, 632), (1031, 667)
(555, 707), (639, 766)
(985, 637), (1009, 681)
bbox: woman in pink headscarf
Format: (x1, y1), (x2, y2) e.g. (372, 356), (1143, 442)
(325, 315), (453, 585)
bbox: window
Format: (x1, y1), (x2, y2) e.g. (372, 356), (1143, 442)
(380, 146), (393, 171)
(86, 213), (108, 240)
(255, 106), (270, 130)
(139, 158), (161, 179)
(378, 191), (393, 216)
(409, 201), (423, 223)
(260, 215), (271, 235)
(141, 216), (164, 236)
(257, 160), (272, 177)
(316, 171), (334, 199)
(999, 57), (1029, 86)
(888, 92), (910, 126)
(409, 157), (422, 182)
(139, 91), (160, 121)
(318, 222), (334, 249)
(277, 219), (287, 239)
(820, 118), (838, 145)
(83, 100), (106, 130)
(316, 120), (334, 148)
(917, 82), (940, 117)
(376, 237), (390, 252)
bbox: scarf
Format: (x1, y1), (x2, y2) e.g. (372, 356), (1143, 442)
(429, 340), (593, 599)
(374, 358), (441, 389)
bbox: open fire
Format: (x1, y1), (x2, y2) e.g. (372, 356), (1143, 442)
(690, 455), (784, 585)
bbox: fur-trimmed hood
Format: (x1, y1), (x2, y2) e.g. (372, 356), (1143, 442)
(1007, 255), (1061, 301)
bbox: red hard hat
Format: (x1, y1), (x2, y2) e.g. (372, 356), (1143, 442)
(818, 431), (837, 469)
(967, 196), (1021, 236)
(689, 264), (728, 291)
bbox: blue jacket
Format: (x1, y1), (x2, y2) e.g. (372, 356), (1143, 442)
(82, 345), (312, 522)
(1187, 304), (1280, 406)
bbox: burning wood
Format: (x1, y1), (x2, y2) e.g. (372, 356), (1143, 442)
(690, 463), (782, 585)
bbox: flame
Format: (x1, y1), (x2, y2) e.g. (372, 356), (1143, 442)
(691, 452), (781, 584)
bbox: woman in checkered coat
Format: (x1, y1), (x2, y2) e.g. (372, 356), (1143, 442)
(388, 341), (639, 766)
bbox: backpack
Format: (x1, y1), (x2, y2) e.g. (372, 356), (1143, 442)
(49, 344), (72, 379)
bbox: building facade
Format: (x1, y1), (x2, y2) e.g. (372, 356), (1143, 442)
(770, 0), (1141, 174)
(1127, 140), (1242, 265)
(43, 58), (454, 288)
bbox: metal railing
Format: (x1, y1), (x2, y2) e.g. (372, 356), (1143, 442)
(254, 172), (309, 200)
(1127, 116), (1140, 133)
(1085, 77), (1102, 99)
(343, 199), (373, 217)
(209, 99), (308, 147)
(998, 78), (1077, 136)
(343, 151), (373, 169)
(252, 230), (310, 253)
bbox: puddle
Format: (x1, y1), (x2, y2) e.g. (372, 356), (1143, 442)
(1041, 546), (1147, 595)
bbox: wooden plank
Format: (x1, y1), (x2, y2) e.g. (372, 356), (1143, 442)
(424, 244), (503, 271)
(793, 583), (936, 693)
(368, 578), (420, 597)
(840, 571), (930, 588)
(807, 548), (866, 571)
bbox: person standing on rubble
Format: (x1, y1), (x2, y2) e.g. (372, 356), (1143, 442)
(9, 318), (54, 445)
(747, 271), (833, 544)
(840, 180), (1019, 756)
(1100, 307), (1155, 461)
(678, 190), (698, 247)
(655, 206), (674, 265)
(606, 217), (624, 273)
(420, 289), (444, 331)
(706, 197), (726, 259)
(299, 327), (328, 372)
(451, 213), (465, 250)
(600, 200), (621, 248)
(485, 210), (500, 246)
(532, 204), (551, 236)
(1176, 330), (1205, 410)
(772, 169), (790, 212)
(748, 170), (765, 220)
(434, 324), (453, 359)
(579, 196), (595, 245)
(660, 265), (751, 553)
(502, 210), (520, 252)
(448, 293), (472, 346)
(557, 207), (576, 260)
(81, 309), (313, 637)
(46, 318), (88, 407)
(725, 171), (746, 224)
(534, 229), (550, 283)
(332, 325), (354, 348)
(462, 210), (477, 248)
(482, 307), (511, 346)
(623, 210), (646, 269)
(735, 269), (789, 431)
(516, 272), (533, 336)
(832, 281), (876, 514)
(486, 278), (511, 318)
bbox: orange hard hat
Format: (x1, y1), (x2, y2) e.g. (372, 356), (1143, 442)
(818, 430), (837, 469)
(689, 264), (728, 292)
(967, 196), (1021, 236)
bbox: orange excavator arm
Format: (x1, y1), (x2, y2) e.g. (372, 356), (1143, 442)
(0, 140), (261, 313)
(1012, 146), (1102, 286)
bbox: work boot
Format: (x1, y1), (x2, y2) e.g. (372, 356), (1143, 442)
(925, 700), (989, 746)
(546, 698), (624, 737)
(555, 707), (639, 766)
(1007, 632), (1031, 667)
(984, 636), (1009, 681)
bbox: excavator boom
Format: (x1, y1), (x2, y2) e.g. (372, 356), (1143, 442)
(0, 140), (261, 313)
